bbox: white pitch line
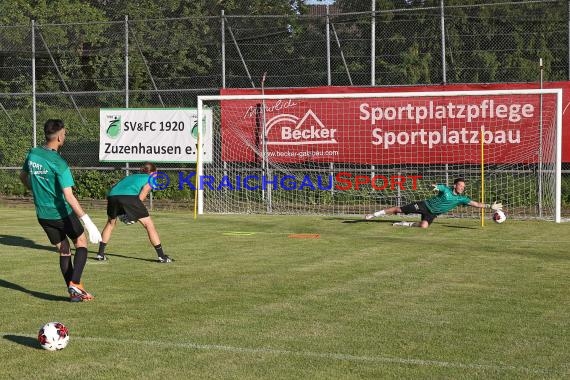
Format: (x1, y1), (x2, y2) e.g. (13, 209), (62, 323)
(2, 333), (557, 375)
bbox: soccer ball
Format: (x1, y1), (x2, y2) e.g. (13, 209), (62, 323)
(493, 210), (507, 224)
(38, 322), (69, 351)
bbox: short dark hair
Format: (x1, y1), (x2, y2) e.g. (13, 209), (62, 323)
(44, 119), (65, 141)
(453, 178), (466, 185)
(141, 162), (156, 173)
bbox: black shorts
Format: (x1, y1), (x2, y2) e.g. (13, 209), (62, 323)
(400, 201), (438, 225)
(38, 213), (84, 245)
(107, 195), (149, 222)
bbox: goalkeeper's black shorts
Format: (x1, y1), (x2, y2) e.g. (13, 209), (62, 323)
(106, 195), (149, 222)
(400, 201), (437, 225)
(38, 213), (84, 244)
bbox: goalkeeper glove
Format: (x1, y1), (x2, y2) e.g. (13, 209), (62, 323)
(80, 214), (102, 244)
(486, 201), (503, 211)
(431, 184), (439, 193)
(118, 214), (136, 225)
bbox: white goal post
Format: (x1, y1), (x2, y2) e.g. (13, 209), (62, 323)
(197, 88), (562, 222)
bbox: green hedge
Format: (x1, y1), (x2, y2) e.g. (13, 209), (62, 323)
(0, 169), (196, 201)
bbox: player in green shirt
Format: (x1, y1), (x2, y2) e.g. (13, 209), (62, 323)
(365, 178), (502, 228)
(20, 119), (102, 302)
(96, 162), (172, 263)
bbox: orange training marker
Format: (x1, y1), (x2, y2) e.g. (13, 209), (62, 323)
(288, 234), (320, 239)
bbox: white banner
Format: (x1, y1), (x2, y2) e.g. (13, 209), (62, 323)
(99, 108), (213, 163)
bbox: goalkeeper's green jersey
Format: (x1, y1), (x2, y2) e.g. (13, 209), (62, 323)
(108, 174), (149, 196)
(22, 146), (75, 220)
(425, 184), (471, 215)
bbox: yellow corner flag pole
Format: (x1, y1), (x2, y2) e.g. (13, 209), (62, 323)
(481, 125), (485, 227)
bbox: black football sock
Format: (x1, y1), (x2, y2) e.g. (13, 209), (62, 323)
(71, 247), (88, 284)
(98, 242), (107, 256)
(154, 244), (165, 258)
(59, 255), (74, 286)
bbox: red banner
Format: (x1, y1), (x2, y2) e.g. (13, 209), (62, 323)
(220, 82), (569, 164)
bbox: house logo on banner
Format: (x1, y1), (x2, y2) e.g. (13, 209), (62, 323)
(265, 109), (337, 146)
(105, 115), (122, 139)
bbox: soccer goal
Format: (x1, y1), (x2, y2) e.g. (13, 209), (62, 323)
(196, 88), (562, 222)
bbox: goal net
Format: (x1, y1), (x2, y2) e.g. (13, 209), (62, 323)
(196, 89), (562, 222)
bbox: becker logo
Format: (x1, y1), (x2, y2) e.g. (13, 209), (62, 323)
(265, 109), (337, 145)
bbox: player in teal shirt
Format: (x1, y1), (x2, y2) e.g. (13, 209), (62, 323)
(107, 173), (150, 197)
(424, 183), (472, 215)
(22, 145), (75, 220)
(20, 119), (101, 302)
(96, 162), (173, 263)
(365, 178), (502, 228)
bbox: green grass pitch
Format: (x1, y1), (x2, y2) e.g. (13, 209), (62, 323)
(1, 206), (569, 379)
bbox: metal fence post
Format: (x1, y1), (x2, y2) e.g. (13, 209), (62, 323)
(326, 5), (331, 85)
(222, 10), (226, 89)
(371, 0), (376, 86)
(440, 0), (446, 84)
(125, 15), (130, 176)
(31, 20), (37, 147)
(441, 1), (449, 184)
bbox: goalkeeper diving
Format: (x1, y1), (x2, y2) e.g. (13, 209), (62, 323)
(365, 178), (502, 228)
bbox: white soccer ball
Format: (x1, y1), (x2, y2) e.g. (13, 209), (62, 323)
(493, 210), (507, 224)
(38, 322), (69, 351)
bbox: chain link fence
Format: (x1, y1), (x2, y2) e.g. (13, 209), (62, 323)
(1, 0), (569, 211)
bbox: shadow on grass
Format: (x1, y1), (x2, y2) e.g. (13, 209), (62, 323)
(0, 279), (69, 302)
(3, 335), (42, 350)
(91, 253), (158, 263)
(0, 234), (53, 252)
(1, 234), (100, 256)
(340, 218), (479, 229)
(341, 218), (399, 224)
(327, 216), (414, 225)
(438, 224), (478, 229)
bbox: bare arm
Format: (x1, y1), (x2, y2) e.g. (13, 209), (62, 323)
(469, 200), (504, 211)
(139, 183), (152, 201)
(62, 187), (86, 218)
(19, 170), (31, 190)
(468, 200), (486, 208)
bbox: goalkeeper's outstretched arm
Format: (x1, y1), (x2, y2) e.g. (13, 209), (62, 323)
(468, 200), (503, 210)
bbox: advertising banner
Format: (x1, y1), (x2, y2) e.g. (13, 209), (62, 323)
(220, 82), (569, 164)
(100, 108), (213, 163)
